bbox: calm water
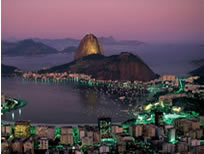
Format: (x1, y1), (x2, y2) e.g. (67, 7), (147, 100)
(2, 77), (129, 124)
(2, 43), (204, 124)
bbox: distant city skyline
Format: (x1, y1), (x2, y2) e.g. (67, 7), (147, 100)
(2, 0), (204, 43)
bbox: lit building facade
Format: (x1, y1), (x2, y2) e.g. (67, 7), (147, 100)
(14, 121), (30, 138)
(98, 117), (112, 138)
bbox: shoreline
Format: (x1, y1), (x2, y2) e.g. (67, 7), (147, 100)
(1, 120), (121, 127)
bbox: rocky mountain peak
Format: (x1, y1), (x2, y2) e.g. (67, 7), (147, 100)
(74, 34), (104, 60)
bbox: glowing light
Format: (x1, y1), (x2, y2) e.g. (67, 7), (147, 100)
(138, 115), (143, 120)
(172, 107), (181, 112)
(12, 112), (14, 120)
(9, 134), (13, 138)
(14, 122), (30, 138)
(30, 126), (36, 135)
(144, 104), (153, 111)
(88, 80), (92, 86)
(19, 109), (22, 116)
(1, 97), (27, 114)
(175, 78), (185, 94)
(154, 102), (160, 106)
(163, 112), (199, 125)
(169, 138), (178, 144)
(55, 127), (61, 138)
(72, 127), (80, 145)
(160, 101), (164, 108)
(56, 145), (64, 148)
(101, 138), (116, 144)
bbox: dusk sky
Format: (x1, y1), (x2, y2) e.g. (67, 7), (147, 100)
(2, 0), (204, 43)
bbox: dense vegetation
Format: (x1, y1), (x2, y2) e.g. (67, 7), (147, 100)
(172, 97), (204, 115)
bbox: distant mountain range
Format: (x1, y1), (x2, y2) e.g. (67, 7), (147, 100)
(33, 36), (143, 50)
(1, 64), (22, 76)
(40, 52), (157, 82)
(3, 36), (144, 51)
(2, 37), (144, 57)
(32, 38), (79, 51)
(2, 39), (58, 56)
(61, 46), (77, 53)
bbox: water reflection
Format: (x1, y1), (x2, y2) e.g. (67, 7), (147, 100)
(2, 108), (23, 122)
(80, 89), (98, 105)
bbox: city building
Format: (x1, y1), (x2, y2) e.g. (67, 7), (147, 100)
(1, 93), (5, 104)
(99, 145), (110, 154)
(132, 124), (143, 137)
(36, 125), (55, 139)
(1, 140), (10, 154)
(1, 124), (11, 137)
(162, 142), (175, 154)
(98, 117), (112, 138)
(60, 134), (74, 145)
(160, 75), (176, 82)
(39, 137), (49, 150)
(112, 124), (123, 134)
(11, 139), (23, 154)
(23, 136), (34, 154)
(14, 121), (30, 138)
(167, 128), (176, 143)
(61, 126), (73, 135)
(155, 111), (163, 126)
(143, 124), (156, 138)
(174, 118), (201, 135)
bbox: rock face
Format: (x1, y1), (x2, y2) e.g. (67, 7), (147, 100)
(74, 34), (104, 60)
(42, 52), (157, 82)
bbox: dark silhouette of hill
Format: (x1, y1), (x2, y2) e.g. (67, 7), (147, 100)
(33, 38), (79, 51)
(190, 66), (204, 84)
(39, 52), (157, 82)
(2, 39), (58, 56)
(192, 59), (204, 67)
(1, 41), (17, 53)
(1, 64), (22, 76)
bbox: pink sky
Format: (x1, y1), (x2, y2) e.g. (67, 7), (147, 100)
(2, 0), (204, 42)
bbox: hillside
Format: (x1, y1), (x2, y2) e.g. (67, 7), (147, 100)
(2, 39), (58, 56)
(1, 64), (22, 76)
(1, 41), (17, 53)
(33, 38), (79, 51)
(190, 66), (204, 84)
(39, 52), (157, 82)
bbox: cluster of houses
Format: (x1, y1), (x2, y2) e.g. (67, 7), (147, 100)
(1, 113), (203, 154)
(2, 73), (202, 153)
